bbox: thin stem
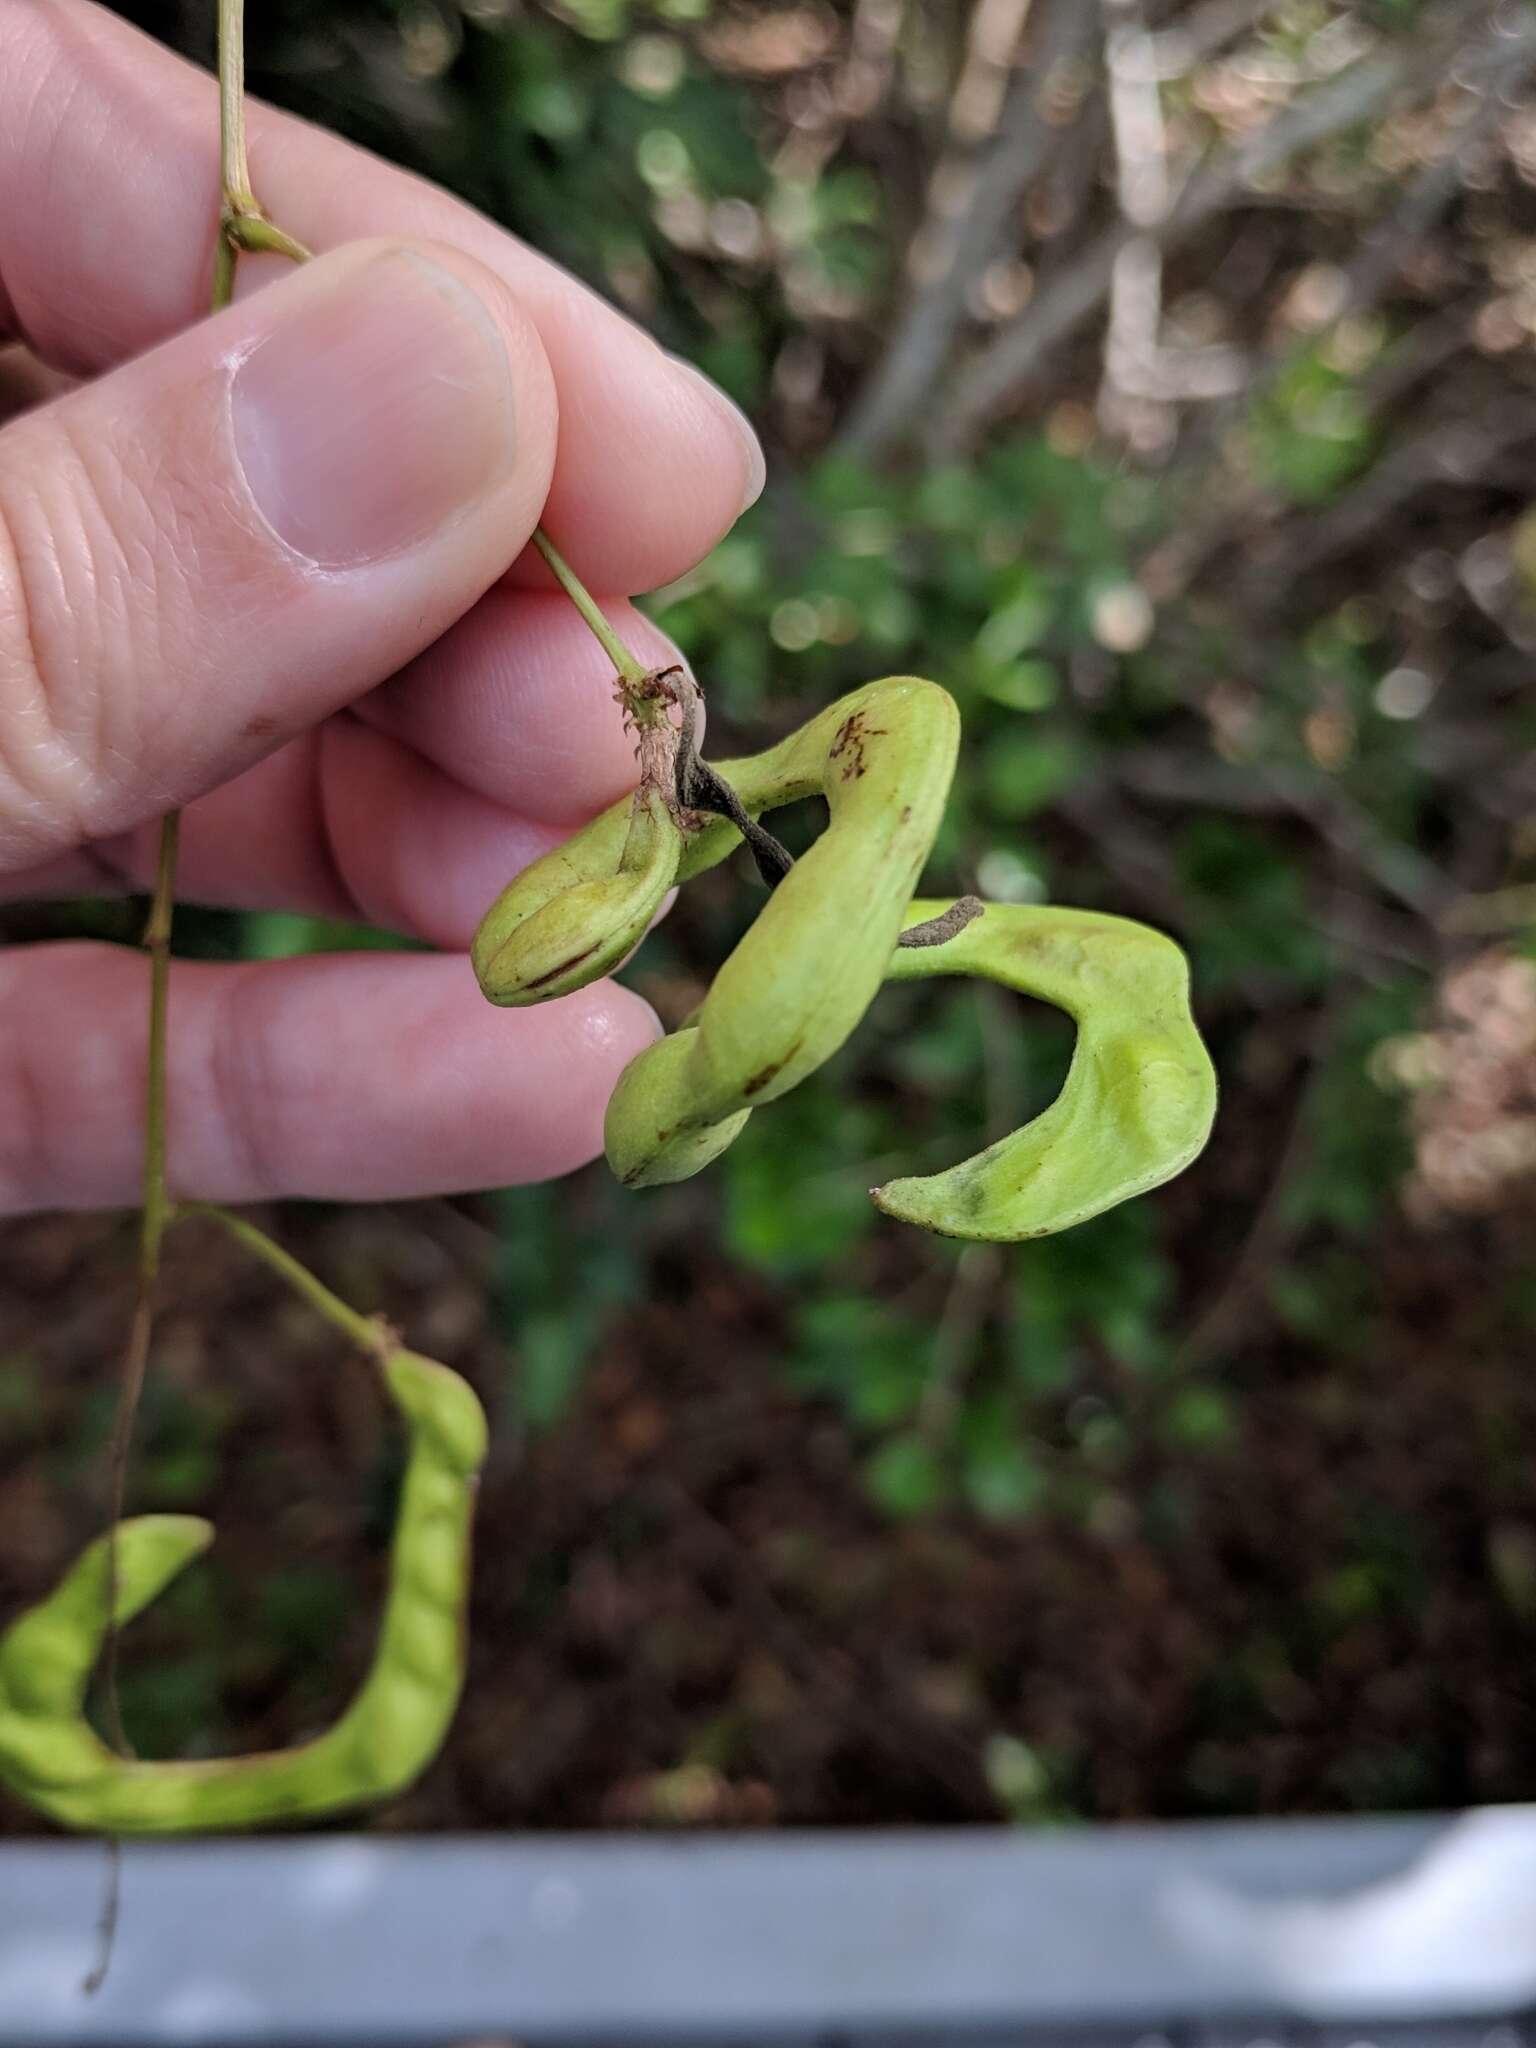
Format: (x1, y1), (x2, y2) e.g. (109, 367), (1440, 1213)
(226, 215), (312, 264)
(174, 1204), (390, 1360)
(98, 808), (180, 1734)
(218, 0), (257, 216)
(212, 218), (648, 696)
(533, 530), (649, 689)
(86, 810), (179, 1993)
(89, 7), (252, 1989)
(138, 815), (179, 1276)
(212, 230), (236, 315)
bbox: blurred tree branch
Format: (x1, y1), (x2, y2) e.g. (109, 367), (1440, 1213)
(931, 0), (1523, 454)
(838, 0), (1101, 460)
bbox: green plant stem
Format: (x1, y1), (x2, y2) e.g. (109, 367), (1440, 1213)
(214, 206), (649, 698)
(88, 3), (260, 1984)
(97, 0), (248, 1824)
(531, 531), (649, 689)
(226, 214), (312, 263)
(138, 816), (180, 1273)
(98, 750), (182, 1773)
(218, 0), (257, 218)
(174, 1204), (389, 1360)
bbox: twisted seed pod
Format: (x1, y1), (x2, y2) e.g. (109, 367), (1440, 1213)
(875, 901), (1216, 1239)
(474, 676), (1217, 1237)
(0, 1350), (486, 1833)
(607, 678), (960, 1184)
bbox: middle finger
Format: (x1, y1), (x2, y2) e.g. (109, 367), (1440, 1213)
(2, 593), (694, 947)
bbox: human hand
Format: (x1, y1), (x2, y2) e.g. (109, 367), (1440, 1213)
(0, 0), (763, 1217)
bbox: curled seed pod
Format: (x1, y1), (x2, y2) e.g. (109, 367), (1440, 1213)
(473, 784), (682, 1007)
(874, 901), (1218, 1239)
(475, 675), (1217, 1237)
(0, 1351), (486, 1834)
(605, 678), (960, 1186)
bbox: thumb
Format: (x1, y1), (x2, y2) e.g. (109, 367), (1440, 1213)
(0, 239), (557, 873)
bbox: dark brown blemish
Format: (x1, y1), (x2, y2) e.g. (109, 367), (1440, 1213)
(521, 941), (602, 994)
(243, 714), (279, 739)
(742, 1036), (805, 1097)
(829, 711), (888, 782)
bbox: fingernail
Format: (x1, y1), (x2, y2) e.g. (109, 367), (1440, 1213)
(667, 355), (766, 512)
(232, 247), (516, 566)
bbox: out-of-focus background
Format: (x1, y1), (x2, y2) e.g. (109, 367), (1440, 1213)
(2, 0), (1535, 1835)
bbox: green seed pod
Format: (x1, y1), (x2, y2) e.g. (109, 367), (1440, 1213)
(475, 675), (1218, 1241)
(874, 902), (1218, 1239)
(473, 784), (682, 1007)
(0, 1353), (486, 1834)
(606, 678), (959, 1185)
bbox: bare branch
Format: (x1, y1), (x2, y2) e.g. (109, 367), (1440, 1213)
(1098, 0), (1248, 441)
(1270, 402), (1536, 581)
(838, 0), (1100, 460)
(1149, 0), (1280, 76)
(835, 0), (908, 121)
(933, 4), (1514, 452)
(1340, 20), (1532, 315)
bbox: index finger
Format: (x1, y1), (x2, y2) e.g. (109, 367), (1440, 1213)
(0, 1), (763, 594)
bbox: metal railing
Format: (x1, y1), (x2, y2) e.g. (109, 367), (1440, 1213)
(2, 1809), (1535, 2045)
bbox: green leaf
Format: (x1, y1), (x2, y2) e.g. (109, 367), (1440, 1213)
(981, 731), (1085, 818)
(963, 1437), (1048, 1521)
(514, 1310), (591, 1431)
(1165, 1387), (1235, 1448)
(864, 1434), (947, 1518)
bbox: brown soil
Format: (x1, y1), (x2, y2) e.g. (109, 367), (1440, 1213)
(2, 1180), (1533, 1836)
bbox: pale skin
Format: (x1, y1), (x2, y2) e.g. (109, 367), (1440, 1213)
(0, 0), (764, 1216)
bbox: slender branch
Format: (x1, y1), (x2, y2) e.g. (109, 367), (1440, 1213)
(1097, 0), (1166, 432)
(835, 0), (908, 122)
(1148, 17), (1536, 597)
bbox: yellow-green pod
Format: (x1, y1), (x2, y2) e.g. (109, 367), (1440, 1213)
(605, 678), (960, 1186)
(0, 1352), (486, 1834)
(469, 674), (1218, 1240)
(873, 902), (1218, 1239)
(473, 785), (682, 1007)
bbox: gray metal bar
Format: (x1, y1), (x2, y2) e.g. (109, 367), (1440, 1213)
(0, 1811), (1534, 2044)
